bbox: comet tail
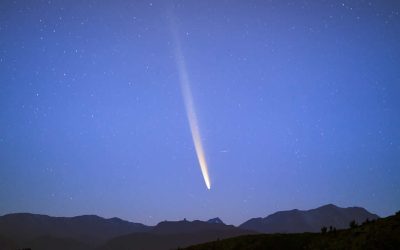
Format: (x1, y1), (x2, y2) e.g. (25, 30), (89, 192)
(172, 27), (211, 190)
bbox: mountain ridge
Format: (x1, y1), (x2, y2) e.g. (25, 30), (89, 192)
(0, 212), (151, 246)
(239, 203), (379, 233)
(0, 204), (381, 250)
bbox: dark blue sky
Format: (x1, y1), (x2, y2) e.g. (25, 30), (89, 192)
(1, 0), (399, 225)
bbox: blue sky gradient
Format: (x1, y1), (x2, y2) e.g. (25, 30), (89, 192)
(1, 0), (399, 225)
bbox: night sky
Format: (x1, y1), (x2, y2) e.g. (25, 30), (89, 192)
(1, 0), (400, 226)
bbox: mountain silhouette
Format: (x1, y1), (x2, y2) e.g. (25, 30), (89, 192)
(0, 204), (381, 250)
(207, 217), (224, 224)
(150, 219), (235, 234)
(0, 214), (253, 250)
(239, 204), (379, 233)
(98, 219), (254, 250)
(0, 213), (150, 247)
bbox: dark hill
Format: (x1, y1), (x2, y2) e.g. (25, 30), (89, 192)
(98, 220), (255, 250)
(240, 204), (379, 233)
(185, 211), (400, 250)
(0, 213), (150, 246)
(0, 235), (18, 250)
(151, 219), (237, 234)
(207, 217), (224, 224)
(24, 235), (90, 250)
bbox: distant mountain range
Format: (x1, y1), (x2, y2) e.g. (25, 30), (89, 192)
(239, 204), (379, 233)
(207, 217), (224, 224)
(0, 213), (253, 250)
(0, 213), (151, 246)
(0, 204), (380, 250)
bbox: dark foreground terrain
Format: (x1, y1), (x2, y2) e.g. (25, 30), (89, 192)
(185, 211), (400, 250)
(0, 204), (388, 250)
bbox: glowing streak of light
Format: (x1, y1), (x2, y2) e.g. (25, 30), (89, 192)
(171, 24), (211, 190)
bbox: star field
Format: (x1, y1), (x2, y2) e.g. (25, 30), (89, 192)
(0, 0), (400, 225)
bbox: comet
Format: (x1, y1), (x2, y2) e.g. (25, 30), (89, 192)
(170, 22), (211, 190)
